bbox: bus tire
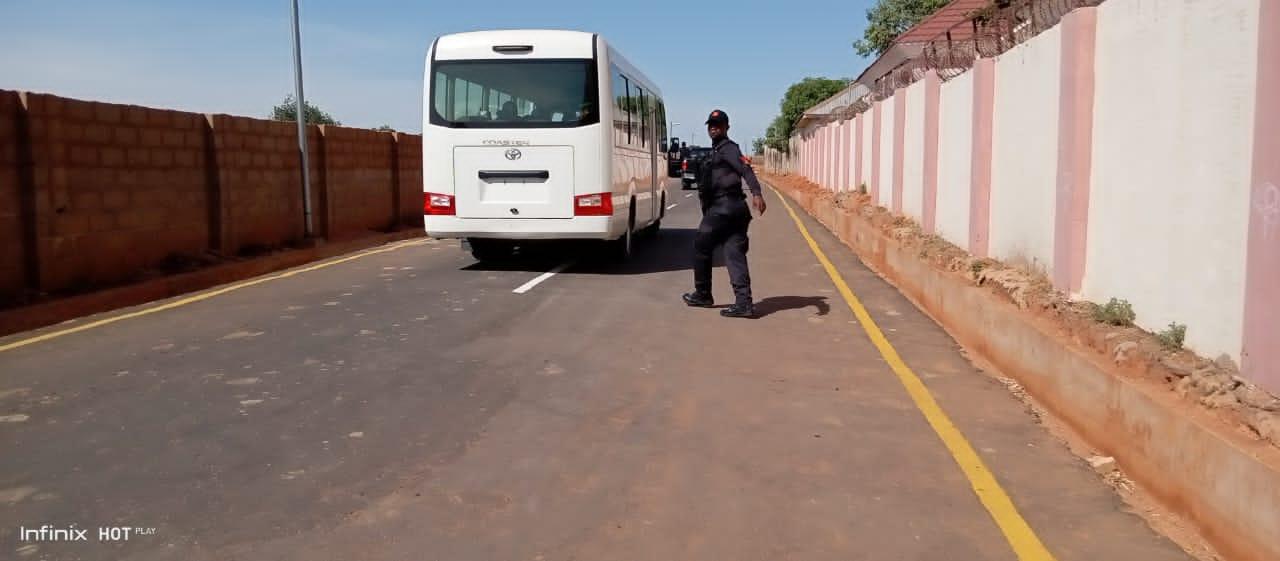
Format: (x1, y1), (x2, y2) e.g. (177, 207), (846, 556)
(642, 194), (664, 237)
(610, 205), (635, 261)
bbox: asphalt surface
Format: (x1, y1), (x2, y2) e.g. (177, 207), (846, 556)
(0, 179), (1192, 561)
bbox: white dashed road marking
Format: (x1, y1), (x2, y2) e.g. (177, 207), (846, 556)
(513, 262), (574, 294)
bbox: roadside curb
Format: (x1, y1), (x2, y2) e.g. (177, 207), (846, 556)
(0, 230), (426, 338)
(767, 179), (1280, 561)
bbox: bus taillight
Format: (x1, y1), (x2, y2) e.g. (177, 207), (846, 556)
(573, 193), (613, 216)
(424, 193), (455, 215)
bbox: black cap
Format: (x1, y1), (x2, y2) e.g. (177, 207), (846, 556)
(705, 109), (729, 126)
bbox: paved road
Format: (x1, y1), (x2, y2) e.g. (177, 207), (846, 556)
(1, 181), (1190, 561)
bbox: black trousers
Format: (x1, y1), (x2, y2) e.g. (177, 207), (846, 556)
(693, 196), (752, 305)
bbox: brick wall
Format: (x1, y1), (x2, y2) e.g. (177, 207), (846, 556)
(0, 91), (26, 303)
(24, 94), (211, 292)
(322, 125), (395, 239)
(307, 124), (327, 239)
(395, 133), (424, 228)
(209, 114), (306, 253)
(0, 90), (423, 304)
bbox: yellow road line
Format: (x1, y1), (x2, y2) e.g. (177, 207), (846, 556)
(0, 238), (429, 354)
(770, 186), (1056, 561)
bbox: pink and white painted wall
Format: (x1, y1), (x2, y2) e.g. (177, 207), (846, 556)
(901, 78), (928, 222)
(935, 69), (975, 249)
(1084, 0), (1260, 374)
(778, 0), (1279, 394)
(990, 24), (1062, 276)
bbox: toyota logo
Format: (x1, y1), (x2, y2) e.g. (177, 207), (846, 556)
(504, 148), (522, 160)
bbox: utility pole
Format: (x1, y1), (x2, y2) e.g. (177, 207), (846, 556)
(290, 0), (315, 238)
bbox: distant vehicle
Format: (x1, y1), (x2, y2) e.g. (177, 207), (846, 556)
(422, 29), (669, 261)
(664, 137), (682, 177)
(680, 146), (712, 190)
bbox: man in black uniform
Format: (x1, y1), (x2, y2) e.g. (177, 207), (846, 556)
(682, 109), (767, 318)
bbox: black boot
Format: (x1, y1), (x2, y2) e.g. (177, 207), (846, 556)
(682, 292), (714, 308)
(720, 302), (755, 318)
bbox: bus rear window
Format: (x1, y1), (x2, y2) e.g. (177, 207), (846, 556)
(430, 59), (599, 128)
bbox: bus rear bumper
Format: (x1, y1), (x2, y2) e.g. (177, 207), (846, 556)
(424, 216), (621, 241)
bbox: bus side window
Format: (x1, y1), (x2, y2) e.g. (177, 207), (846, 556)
(435, 72), (451, 120)
(656, 98), (666, 148)
(624, 78), (635, 145)
(637, 88), (648, 148)
(612, 67), (628, 147)
(451, 78), (467, 120)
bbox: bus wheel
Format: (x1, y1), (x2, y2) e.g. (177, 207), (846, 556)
(642, 194), (664, 237)
(468, 239), (512, 262)
(643, 218), (661, 237)
(611, 207), (635, 261)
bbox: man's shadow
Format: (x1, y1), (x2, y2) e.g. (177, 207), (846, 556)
(724, 295), (830, 318)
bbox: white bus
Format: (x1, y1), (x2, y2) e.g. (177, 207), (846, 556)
(422, 30), (669, 261)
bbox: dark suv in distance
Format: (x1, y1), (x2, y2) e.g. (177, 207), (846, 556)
(680, 146), (712, 189)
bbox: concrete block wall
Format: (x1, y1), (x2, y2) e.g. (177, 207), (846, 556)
(395, 133), (424, 228)
(209, 114), (309, 253)
(0, 90), (423, 304)
(0, 91), (26, 303)
(23, 94), (211, 292)
(306, 124), (327, 239)
(781, 0), (1279, 393)
(322, 125), (396, 240)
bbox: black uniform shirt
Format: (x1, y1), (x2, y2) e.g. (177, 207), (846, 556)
(700, 137), (763, 198)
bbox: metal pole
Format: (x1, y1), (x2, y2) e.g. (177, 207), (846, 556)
(291, 0), (315, 238)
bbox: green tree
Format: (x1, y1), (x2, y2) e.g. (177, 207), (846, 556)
(764, 77), (848, 153)
(853, 0), (951, 57)
(375, 124), (395, 132)
(765, 116), (789, 153)
(270, 95), (340, 125)
(751, 138), (765, 155)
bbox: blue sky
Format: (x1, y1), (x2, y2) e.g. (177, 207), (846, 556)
(0, 0), (875, 147)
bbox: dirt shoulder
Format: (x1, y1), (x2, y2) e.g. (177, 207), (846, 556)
(762, 172), (1280, 451)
